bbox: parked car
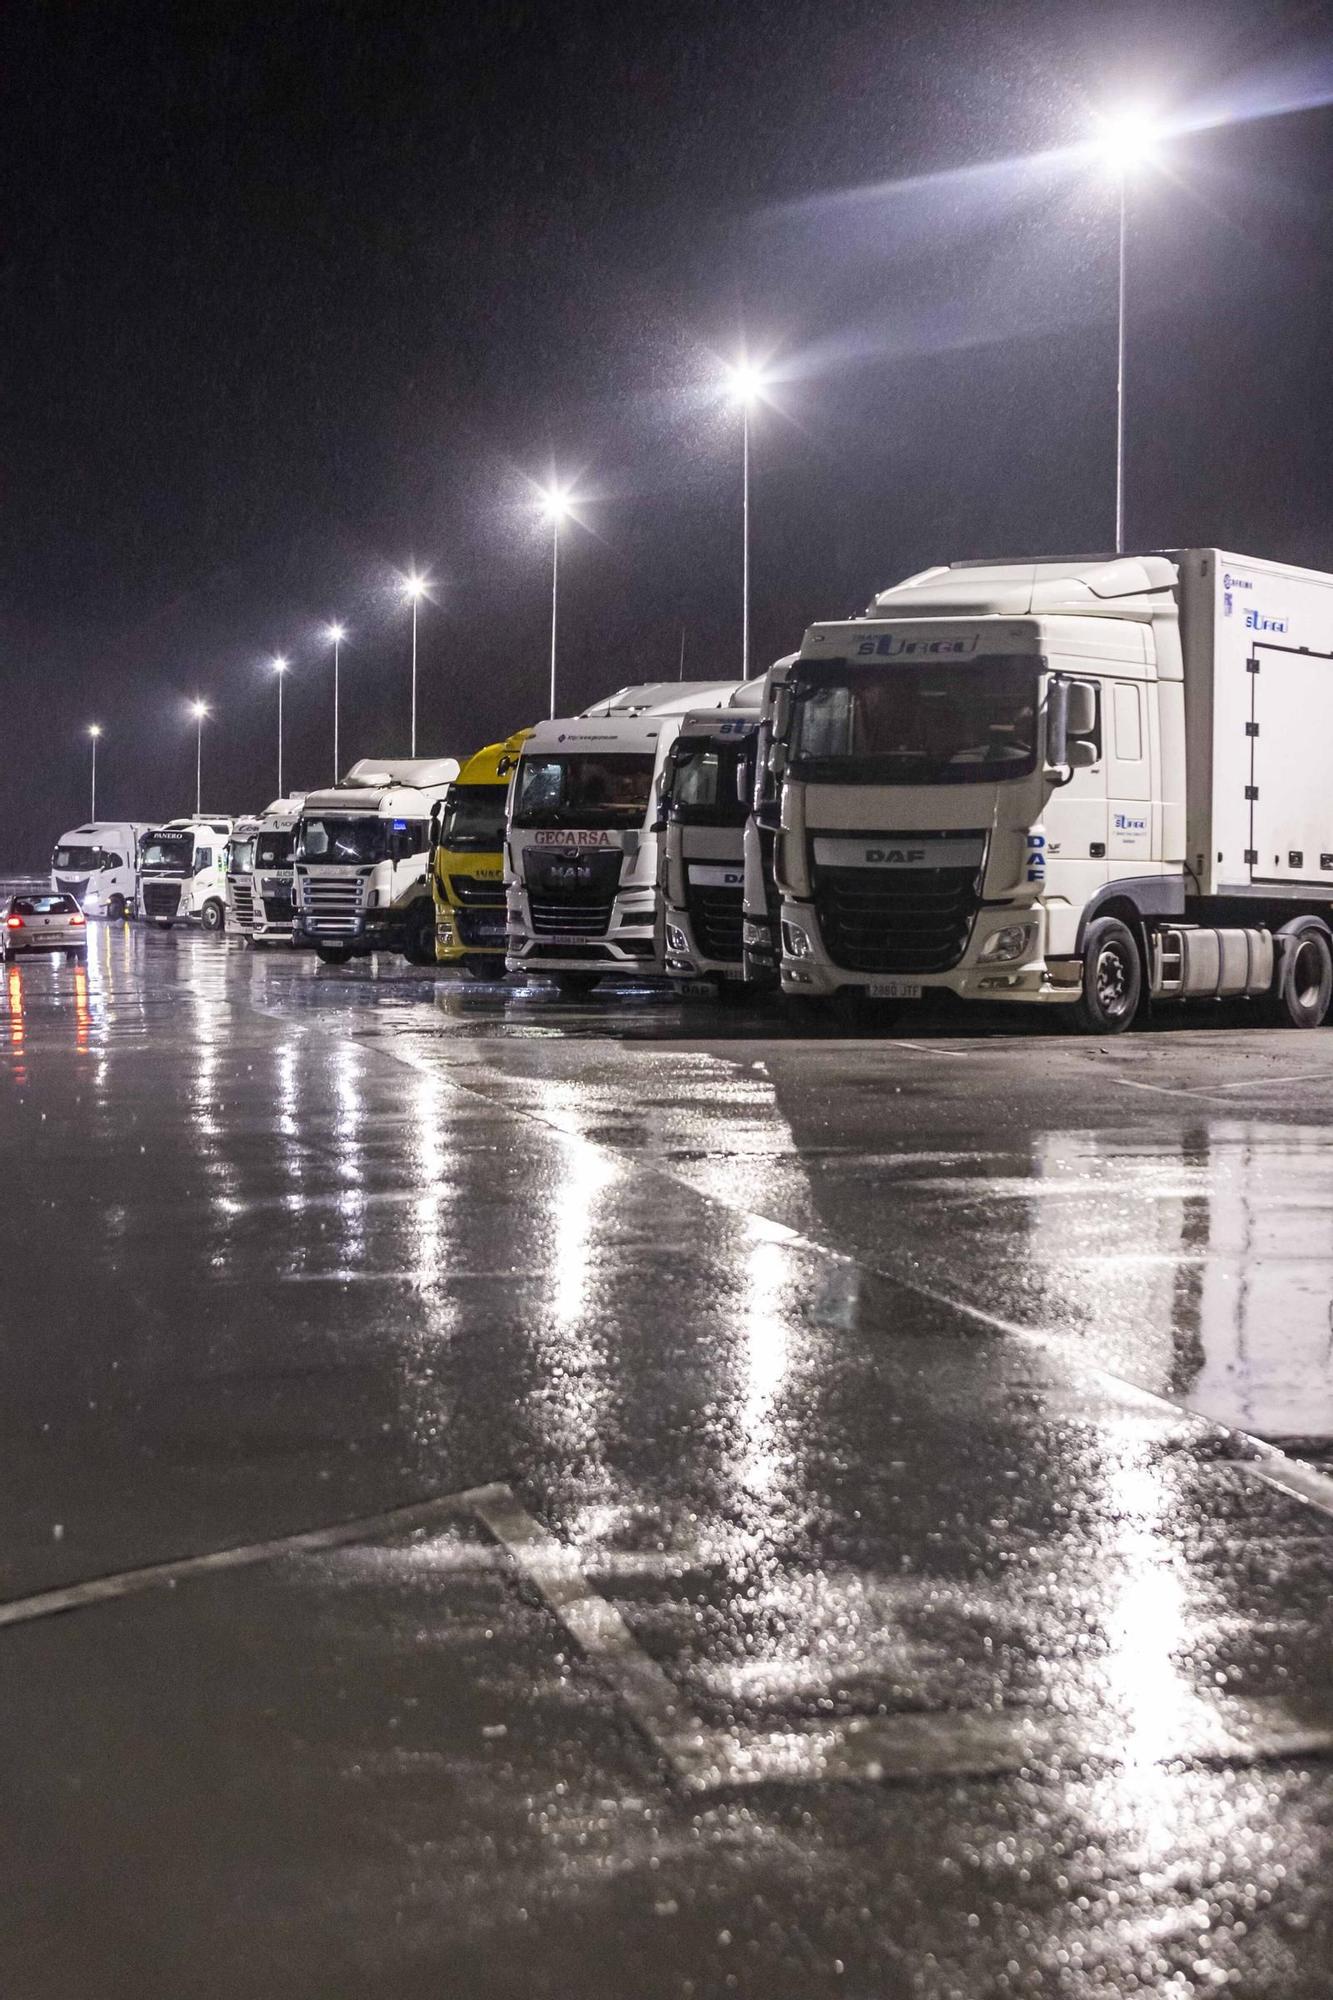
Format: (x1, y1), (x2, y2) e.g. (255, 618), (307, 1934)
(2, 891), (88, 960)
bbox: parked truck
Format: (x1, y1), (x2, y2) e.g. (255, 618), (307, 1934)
(50, 821), (149, 920)
(504, 682), (757, 993)
(769, 551), (1333, 1032)
(432, 729), (532, 979)
(741, 654), (799, 989)
(138, 816), (234, 930)
(658, 708), (762, 990)
(294, 758), (459, 965)
(226, 796), (305, 943)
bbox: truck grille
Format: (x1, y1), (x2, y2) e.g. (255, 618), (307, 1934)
(55, 876), (90, 903)
(458, 907), (509, 947)
(261, 882), (294, 925)
(300, 875), (364, 935)
(142, 881), (182, 919)
(523, 849), (622, 940)
(450, 873), (504, 906)
(813, 840), (983, 975)
(231, 881), (256, 928)
(686, 884), (743, 962)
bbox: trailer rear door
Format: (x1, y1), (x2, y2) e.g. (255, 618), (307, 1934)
(1249, 643), (1333, 885)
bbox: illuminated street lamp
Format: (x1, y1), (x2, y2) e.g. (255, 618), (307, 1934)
(401, 573), (428, 757)
(1091, 108), (1164, 554)
(537, 487), (573, 718)
(326, 622), (346, 782)
(87, 724), (101, 820)
(723, 358), (771, 679)
(272, 657), (289, 796)
(189, 700), (209, 814)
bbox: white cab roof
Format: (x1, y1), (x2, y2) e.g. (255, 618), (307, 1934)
(579, 680), (756, 717)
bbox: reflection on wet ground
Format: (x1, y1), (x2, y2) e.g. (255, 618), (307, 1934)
(4, 922), (1333, 1997)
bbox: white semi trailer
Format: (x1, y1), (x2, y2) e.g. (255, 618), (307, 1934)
(294, 758), (459, 965)
(226, 795), (305, 943)
(769, 551), (1333, 1031)
(504, 682), (757, 993)
(138, 816), (234, 930)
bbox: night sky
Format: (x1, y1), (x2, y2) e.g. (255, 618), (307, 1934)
(4, 0), (1333, 862)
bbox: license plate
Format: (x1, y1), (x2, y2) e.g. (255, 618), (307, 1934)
(867, 980), (922, 1000)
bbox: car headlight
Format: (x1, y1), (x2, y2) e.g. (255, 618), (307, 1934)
(979, 920), (1038, 964)
(782, 920), (814, 960)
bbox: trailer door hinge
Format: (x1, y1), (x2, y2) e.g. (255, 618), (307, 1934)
(1246, 657), (1260, 673)
(1245, 721), (1259, 737)
(1244, 849), (1258, 865)
(1244, 785), (1258, 800)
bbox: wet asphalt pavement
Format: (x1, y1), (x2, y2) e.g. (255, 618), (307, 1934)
(4, 925), (1333, 1998)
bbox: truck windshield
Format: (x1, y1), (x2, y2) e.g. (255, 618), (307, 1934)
(441, 784), (508, 850)
(255, 830), (294, 868)
(789, 658), (1038, 785)
(667, 739), (752, 826)
(296, 816), (388, 864)
(227, 838), (256, 873)
(512, 753), (656, 828)
(53, 845), (101, 871)
(140, 831), (194, 871)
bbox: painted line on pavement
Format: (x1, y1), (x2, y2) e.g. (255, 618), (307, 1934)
(0, 1484), (508, 1630)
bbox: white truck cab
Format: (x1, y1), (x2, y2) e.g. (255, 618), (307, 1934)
(226, 796), (305, 943)
(771, 551), (1333, 1031)
(50, 821), (148, 920)
(294, 758), (460, 965)
(138, 816), (234, 930)
(657, 700), (765, 987)
(504, 682), (755, 992)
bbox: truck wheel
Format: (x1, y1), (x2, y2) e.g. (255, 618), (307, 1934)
(464, 957), (506, 982)
(316, 944), (352, 966)
(553, 971), (600, 997)
(401, 908), (438, 966)
(200, 899), (225, 933)
(153, 919), (174, 931)
(1266, 919), (1333, 1029)
(107, 894), (126, 921)
(1072, 918), (1142, 1035)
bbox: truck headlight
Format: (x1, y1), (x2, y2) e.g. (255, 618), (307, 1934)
(782, 920), (814, 960)
(979, 921), (1038, 964)
(665, 924), (689, 953)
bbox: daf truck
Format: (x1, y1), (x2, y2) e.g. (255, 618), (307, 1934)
(226, 796), (305, 943)
(432, 729), (532, 979)
(138, 816), (234, 930)
(504, 682), (757, 993)
(658, 709), (762, 990)
(741, 654), (799, 989)
(50, 821), (149, 920)
(294, 757), (460, 965)
(769, 551), (1333, 1032)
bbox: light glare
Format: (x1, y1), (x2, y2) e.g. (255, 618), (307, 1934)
(88, 723), (102, 738)
(272, 655), (289, 674)
(402, 573), (428, 602)
(538, 485), (573, 525)
(326, 622), (346, 643)
(1093, 106), (1163, 173)
(725, 357), (770, 407)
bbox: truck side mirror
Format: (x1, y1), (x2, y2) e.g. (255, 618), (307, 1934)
(1066, 738), (1098, 770)
(1066, 682), (1097, 739)
(767, 738), (789, 779)
(735, 760), (749, 805)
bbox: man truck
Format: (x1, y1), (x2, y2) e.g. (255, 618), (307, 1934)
(504, 682), (757, 993)
(432, 729), (532, 979)
(768, 550), (1333, 1032)
(294, 758), (459, 965)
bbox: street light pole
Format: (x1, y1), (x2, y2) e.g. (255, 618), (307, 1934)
(189, 702), (208, 813)
(88, 725), (100, 820)
(402, 577), (427, 757)
(327, 623), (346, 782)
(1115, 169), (1128, 557)
(272, 658), (289, 797)
(741, 394), (751, 681)
(549, 514), (559, 720)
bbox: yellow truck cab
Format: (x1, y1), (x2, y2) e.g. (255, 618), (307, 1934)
(432, 729), (532, 977)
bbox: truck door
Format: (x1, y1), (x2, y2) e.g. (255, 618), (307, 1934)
(1106, 680), (1151, 869)
(1249, 644), (1333, 885)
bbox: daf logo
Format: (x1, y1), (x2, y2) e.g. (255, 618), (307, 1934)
(867, 846), (926, 864)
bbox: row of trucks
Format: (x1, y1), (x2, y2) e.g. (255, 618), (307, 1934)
(49, 548), (1333, 1034)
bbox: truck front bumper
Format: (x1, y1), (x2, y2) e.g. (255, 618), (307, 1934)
(776, 900), (1082, 1005)
(436, 901), (509, 964)
(505, 890), (660, 978)
(662, 906), (747, 985)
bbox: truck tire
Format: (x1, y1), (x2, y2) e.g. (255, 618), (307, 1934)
(1072, 917), (1142, 1035)
(552, 971), (601, 997)
(464, 956), (506, 982)
(401, 907), (438, 966)
(316, 943), (352, 966)
(1266, 919), (1333, 1029)
(200, 899), (225, 933)
(153, 919), (174, 931)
